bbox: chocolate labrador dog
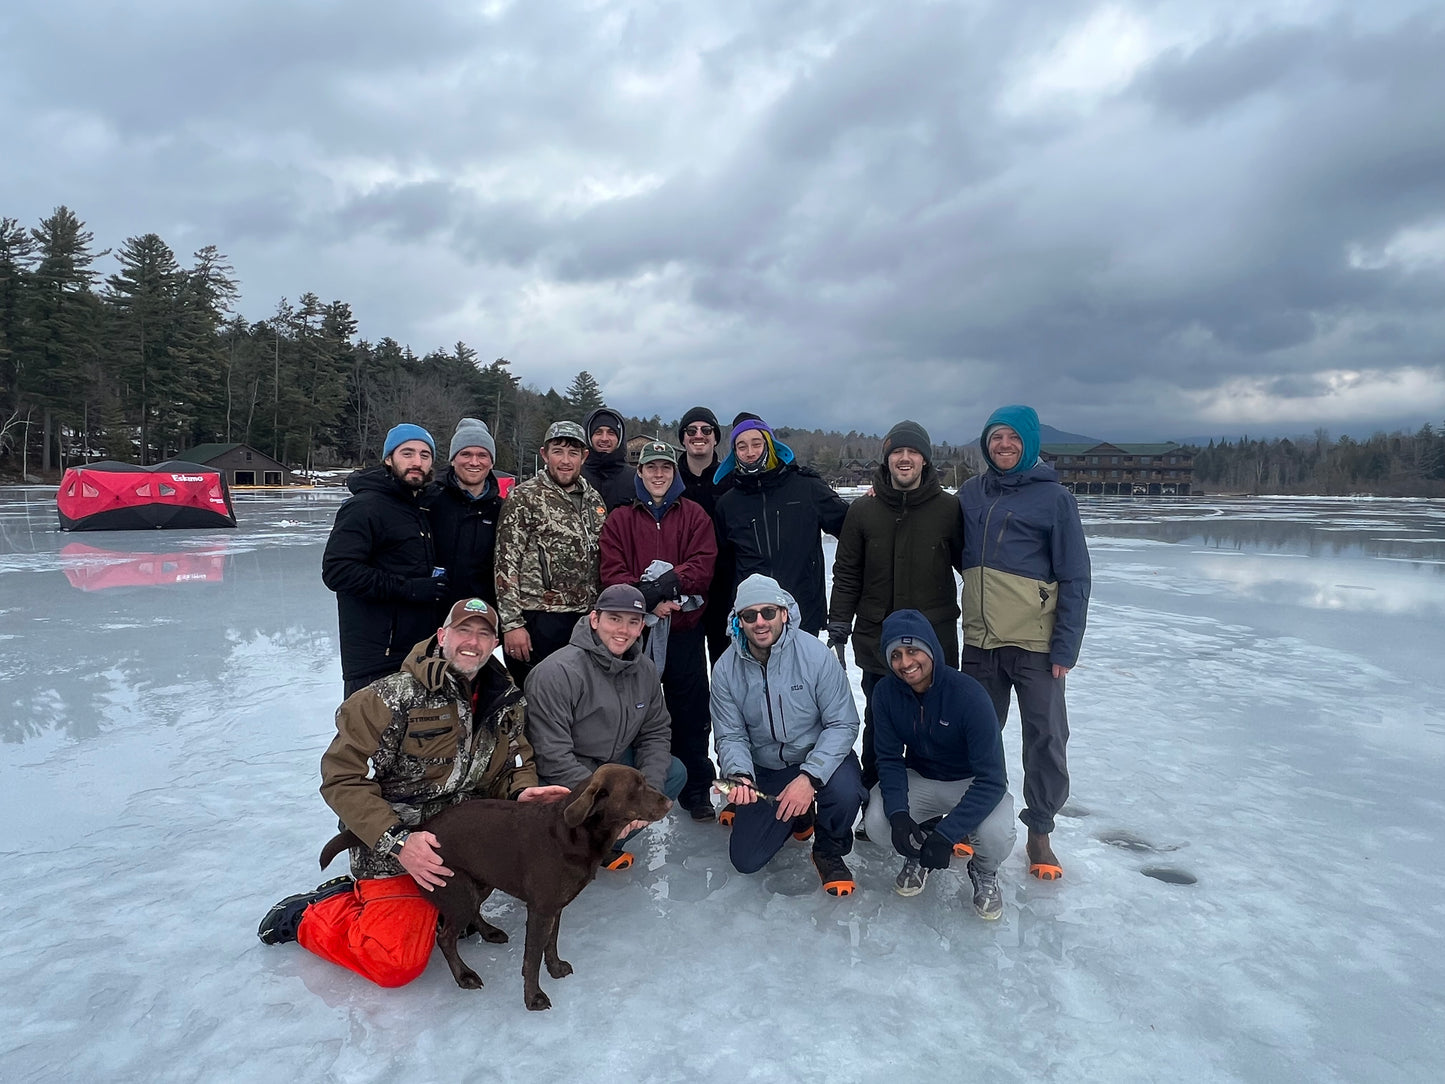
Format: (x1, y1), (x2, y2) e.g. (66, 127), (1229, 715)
(319, 762), (671, 1010)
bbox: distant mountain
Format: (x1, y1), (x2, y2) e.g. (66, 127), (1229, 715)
(1039, 424), (1100, 445)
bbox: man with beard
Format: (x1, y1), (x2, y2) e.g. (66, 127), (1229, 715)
(425, 418), (503, 609)
(827, 420), (964, 794)
(579, 407), (635, 511)
(494, 421), (608, 683)
(959, 405), (1090, 881)
(257, 598), (571, 986)
(675, 406), (735, 663)
(323, 424), (451, 697)
(713, 417), (848, 636)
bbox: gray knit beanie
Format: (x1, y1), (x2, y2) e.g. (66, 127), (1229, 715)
(449, 418), (496, 461)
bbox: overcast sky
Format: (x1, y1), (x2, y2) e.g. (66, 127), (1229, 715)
(5, 0), (1444, 444)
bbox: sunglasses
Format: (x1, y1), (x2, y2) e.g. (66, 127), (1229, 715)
(738, 606), (780, 623)
(682, 425), (715, 437)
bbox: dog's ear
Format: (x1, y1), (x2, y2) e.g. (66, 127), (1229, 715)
(563, 780), (607, 827)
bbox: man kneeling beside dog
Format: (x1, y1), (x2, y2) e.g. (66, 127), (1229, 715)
(258, 590), (679, 1004)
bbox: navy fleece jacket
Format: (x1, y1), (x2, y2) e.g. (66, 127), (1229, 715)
(871, 609), (1009, 842)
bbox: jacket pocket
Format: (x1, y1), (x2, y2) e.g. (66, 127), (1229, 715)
(402, 711), (459, 760)
(537, 546), (553, 591)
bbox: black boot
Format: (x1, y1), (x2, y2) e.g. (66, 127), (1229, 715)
(257, 876), (353, 944)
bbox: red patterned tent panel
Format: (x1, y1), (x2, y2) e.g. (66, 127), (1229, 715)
(57, 461), (238, 531)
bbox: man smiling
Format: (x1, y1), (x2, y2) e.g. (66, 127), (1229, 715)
(524, 583), (686, 869)
(425, 418), (503, 611)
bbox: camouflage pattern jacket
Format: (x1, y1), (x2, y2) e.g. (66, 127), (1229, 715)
(493, 469), (608, 632)
(319, 637), (538, 879)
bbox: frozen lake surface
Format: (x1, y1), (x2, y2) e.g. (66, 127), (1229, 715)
(1, 489), (1443, 1083)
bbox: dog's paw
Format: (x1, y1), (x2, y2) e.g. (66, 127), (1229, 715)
(547, 958), (573, 979)
(525, 989), (552, 1011)
(456, 970), (484, 990)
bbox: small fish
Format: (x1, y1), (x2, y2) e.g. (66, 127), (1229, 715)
(712, 776), (775, 802)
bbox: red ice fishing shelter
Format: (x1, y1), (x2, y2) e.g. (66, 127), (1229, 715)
(57, 461), (238, 531)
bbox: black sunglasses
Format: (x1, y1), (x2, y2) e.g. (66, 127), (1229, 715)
(682, 425), (715, 437)
(738, 606), (780, 623)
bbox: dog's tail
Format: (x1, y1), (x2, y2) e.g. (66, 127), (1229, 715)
(319, 829), (364, 869)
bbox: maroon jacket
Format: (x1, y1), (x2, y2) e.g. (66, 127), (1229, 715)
(599, 491), (718, 632)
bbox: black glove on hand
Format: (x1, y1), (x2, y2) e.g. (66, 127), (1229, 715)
(654, 569), (680, 601)
(636, 578), (667, 611)
(890, 812), (927, 859)
(919, 830), (955, 870)
(403, 574), (449, 603)
(825, 621), (850, 649)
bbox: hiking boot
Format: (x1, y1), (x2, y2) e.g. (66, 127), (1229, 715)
(893, 858), (928, 897)
(953, 836), (975, 859)
(1027, 830), (1063, 880)
(257, 876), (353, 944)
(968, 861), (1003, 921)
(718, 803), (737, 828)
(812, 852), (856, 896)
(687, 799), (717, 822)
(602, 848), (635, 871)
(791, 804), (816, 842)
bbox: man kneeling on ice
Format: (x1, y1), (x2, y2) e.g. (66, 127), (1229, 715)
(524, 583), (687, 870)
(863, 609), (1016, 919)
(711, 575), (866, 894)
(257, 598), (570, 986)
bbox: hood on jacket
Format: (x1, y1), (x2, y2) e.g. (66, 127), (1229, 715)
(713, 424), (796, 483)
(347, 464), (425, 500)
(980, 404), (1041, 475)
(879, 609), (945, 679)
(727, 574), (803, 657)
(583, 407), (627, 449)
(567, 612), (645, 673)
(633, 470), (686, 519)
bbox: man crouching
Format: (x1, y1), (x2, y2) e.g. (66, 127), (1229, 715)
(257, 598), (569, 986)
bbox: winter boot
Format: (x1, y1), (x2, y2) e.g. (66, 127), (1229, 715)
(893, 858), (928, 897)
(602, 848), (635, 871)
(791, 803), (816, 842)
(257, 876), (354, 944)
(718, 802), (738, 828)
(812, 852), (856, 897)
(1027, 830), (1062, 880)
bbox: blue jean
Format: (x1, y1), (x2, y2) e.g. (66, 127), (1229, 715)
(728, 754), (866, 874)
(615, 749), (688, 845)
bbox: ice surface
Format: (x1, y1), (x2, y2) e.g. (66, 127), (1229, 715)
(2, 491), (1443, 1083)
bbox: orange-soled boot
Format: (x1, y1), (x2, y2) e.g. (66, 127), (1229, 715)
(601, 848), (635, 871)
(953, 837), (975, 859)
(812, 852), (856, 897)
(791, 804), (816, 842)
(718, 803), (737, 828)
(1027, 831), (1063, 880)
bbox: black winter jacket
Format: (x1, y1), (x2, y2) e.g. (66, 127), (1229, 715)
(322, 467), (439, 684)
(580, 409), (635, 511)
(828, 462), (964, 674)
(713, 462), (848, 634)
(423, 468), (503, 608)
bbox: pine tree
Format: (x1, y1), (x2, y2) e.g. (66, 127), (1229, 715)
(563, 370), (605, 417)
(106, 233), (187, 464)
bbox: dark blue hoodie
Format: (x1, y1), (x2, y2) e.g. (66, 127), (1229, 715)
(871, 609), (1009, 842)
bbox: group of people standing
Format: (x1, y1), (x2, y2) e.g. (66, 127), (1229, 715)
(258, 401), (1090, 990)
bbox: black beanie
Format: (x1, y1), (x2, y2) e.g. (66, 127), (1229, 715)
(678, 406), (721, 439)
(881, 420), (932, 464)
(731, 411), (762, 429)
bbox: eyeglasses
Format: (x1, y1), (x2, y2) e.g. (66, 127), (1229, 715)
(682, 425), (715, 437)
(738, 606), (780, 623)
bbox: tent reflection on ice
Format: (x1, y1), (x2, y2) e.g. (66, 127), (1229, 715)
(57, 461), (238, 531)
(59, 541), (230, 591)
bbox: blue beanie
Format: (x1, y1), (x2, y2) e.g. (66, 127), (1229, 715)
(980, 405), (1040, 475)
(384, 423), (435, 460)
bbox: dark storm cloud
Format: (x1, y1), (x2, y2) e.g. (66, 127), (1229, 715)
(3, 0), (1443, 441)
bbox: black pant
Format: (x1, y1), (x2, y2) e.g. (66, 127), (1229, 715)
(961, 644), (1070, 835)
(505, 610), (585, 685)
(658, 623), (715, 809)
(728, 755), (866, 873)
(858, 669), (884, 792)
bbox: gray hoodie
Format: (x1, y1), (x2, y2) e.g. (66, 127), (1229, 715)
(710, 579), (860, 782)
(524, 616), (673, 790)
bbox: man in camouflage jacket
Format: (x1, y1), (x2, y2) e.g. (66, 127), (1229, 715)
(494, 420), (609, 682)
(257, 598), (570, 987)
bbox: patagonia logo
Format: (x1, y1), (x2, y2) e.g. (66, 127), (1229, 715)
(938, 718), (952, 728)
(901, 636), (915, 644)
(635, 702), (646, 709)
(791, 684), (804, 692)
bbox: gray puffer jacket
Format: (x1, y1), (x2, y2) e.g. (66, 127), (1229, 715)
(710, 589), (860, 783)
(524, 615), (672, 790)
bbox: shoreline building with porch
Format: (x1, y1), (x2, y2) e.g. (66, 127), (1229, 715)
(1041, 442), (1194, 496)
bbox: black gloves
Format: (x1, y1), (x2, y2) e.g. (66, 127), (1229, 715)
(636, 570), (681, 611)
(919, 830), (955, 870)
(825, 621), (851, 649)
(403, 574), (449, 603)
(890, 812), (927, 859)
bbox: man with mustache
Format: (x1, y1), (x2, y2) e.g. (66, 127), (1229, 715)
(323, 424), (452, 697)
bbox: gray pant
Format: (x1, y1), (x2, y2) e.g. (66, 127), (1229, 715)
(863, 775), (1017, 874)
(961, 644), (1070, 835)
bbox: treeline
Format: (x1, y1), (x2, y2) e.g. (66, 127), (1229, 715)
(1189, 427), (1445, 496)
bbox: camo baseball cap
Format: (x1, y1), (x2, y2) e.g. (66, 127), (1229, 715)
(442, 597), (498, 635)
(544, 420), (588, 446)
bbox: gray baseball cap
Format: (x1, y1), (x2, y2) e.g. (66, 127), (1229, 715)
(594, 583), (647, 614)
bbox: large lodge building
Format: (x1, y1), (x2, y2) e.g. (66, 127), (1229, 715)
(1041, 442), (1194, 496)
